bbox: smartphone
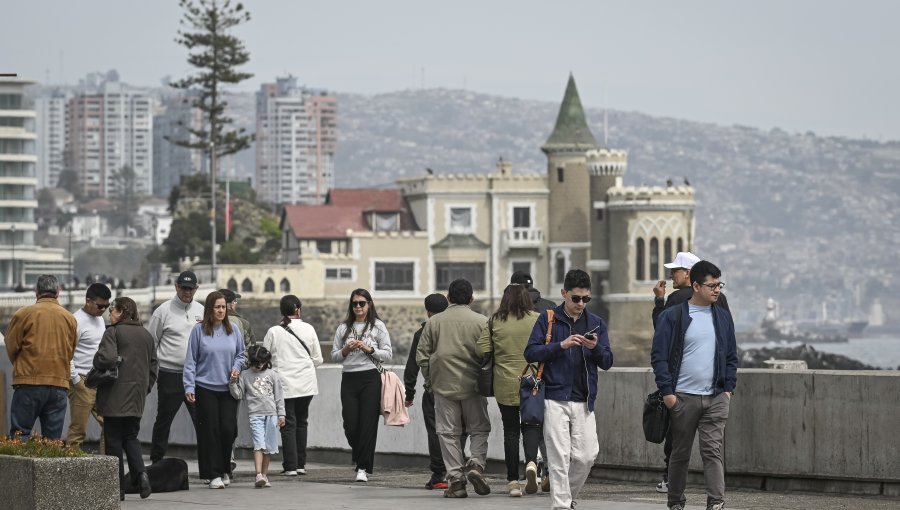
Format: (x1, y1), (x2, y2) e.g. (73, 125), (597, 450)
(584, 333), (596, 341)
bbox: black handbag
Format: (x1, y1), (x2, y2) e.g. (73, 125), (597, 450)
(86, 356), (122, 389)
(642, 390), (669, 443)
(518, 310), (555, 424)
(476, 318), (495, 397)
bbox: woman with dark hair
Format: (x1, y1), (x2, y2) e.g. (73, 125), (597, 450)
(331, 288), (393, 482)
(476, 284), (539, 497)
(183, 291), (245, 489)
(262, 295), (323, 476)
(94, 297), (158, 501)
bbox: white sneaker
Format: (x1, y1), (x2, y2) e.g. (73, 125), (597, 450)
(280, 470), (298, 476)
(222, 474), (231, 486)
(524, 461), (538, 494)
(297, 468), (307, 475)
(656, 479), (668, 493)
(355, 469), (368, 482)
(209, 477), (225, 489)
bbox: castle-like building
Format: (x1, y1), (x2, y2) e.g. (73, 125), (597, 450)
(216, 74), (694, 363)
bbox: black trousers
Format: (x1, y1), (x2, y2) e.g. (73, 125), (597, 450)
(104, 416), (144, 492)
(340, 369), (382, 474)
(421, 389), (447, 479)
(196, 386), (238, 480)
(498, 402), (541, 481)
(663, 425), (673, 481)
(150, 370), (197, 463)
(281, 395), (314, 471)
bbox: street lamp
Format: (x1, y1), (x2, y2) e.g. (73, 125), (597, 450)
(11, 224), (16, 290)
(151, 216), (158, 305)
(68, 220), (73, 306)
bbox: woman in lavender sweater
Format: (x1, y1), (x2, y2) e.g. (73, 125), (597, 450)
(183, 291), (245, 489)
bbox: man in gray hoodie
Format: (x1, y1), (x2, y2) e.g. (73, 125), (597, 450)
(147, 271), (205, 464)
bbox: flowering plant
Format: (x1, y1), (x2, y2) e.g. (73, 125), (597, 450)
(0, 432), (86, 458)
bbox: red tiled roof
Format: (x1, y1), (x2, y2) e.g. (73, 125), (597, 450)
(281, 188), (420, 239)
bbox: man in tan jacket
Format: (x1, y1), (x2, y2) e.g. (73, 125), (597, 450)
(417, 278), (491, 499)
(5, 274), (77, 439)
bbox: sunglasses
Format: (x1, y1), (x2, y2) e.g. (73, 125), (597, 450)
(351, 301), (369, 308)
(92, 301), (110, 310)
(569, 295), (591, 304)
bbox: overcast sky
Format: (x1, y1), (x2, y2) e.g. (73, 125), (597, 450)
(4, 0), (899, 140)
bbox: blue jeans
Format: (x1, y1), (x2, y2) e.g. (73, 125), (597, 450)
(10, 385), (68, 439)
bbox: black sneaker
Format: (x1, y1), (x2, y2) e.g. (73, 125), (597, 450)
(465, 465), (491, 496)
(443, 480), (468, 498)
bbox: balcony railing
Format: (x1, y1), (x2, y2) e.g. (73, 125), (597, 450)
(502, 227), (543, 250)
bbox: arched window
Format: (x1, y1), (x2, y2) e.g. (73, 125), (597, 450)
(264, 278), (275, 293)
(677, 237), (684, 253)
(555, 252), (566, 284)
(664, 238), (673, 267)
(650, 238), (660, 280)
(636, 238), (645, 280)
(241, 278), (253, 293)
(280, 278), (291, 292)
(227, 277), (238, 292)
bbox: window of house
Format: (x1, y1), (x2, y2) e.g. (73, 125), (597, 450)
(650, 238), (660, 280)
(664, 238), (673, 267)
(374, 262), (414, 291)
(241, 278), (254, 293)
(596, 209), (604, 221)
(449, 207), (472, 233)
(227, 278), (238, 292)
(325, 267), (353, 280)
(636, 238), (646, 280)
(677, 237), (684, 253)
(512, 261), (532, 277)
(436, 262), (486, 291)
(557, 167), (564, 182)
(373, 212), (400, 232)
(280, 278), (291, 292)
(264, 278), (276, 293)
(555, 252), (566, 284)
(512, 207), (531, 228)
(316, 240), (332, 254)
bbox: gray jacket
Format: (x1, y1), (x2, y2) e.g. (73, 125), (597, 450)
(229, 367), (286, 417)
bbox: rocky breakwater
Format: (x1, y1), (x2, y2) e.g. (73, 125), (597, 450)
(739, 343), (877, 370)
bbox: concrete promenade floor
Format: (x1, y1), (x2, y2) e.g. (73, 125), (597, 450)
(120, 457), (900, 510)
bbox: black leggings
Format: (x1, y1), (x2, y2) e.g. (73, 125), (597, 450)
(498, 402), (541, 481)
(104, 416), (144, 492)
(340, 369), (382, 474)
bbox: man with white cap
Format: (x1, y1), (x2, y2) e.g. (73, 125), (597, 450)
(650, 252), (729, 493)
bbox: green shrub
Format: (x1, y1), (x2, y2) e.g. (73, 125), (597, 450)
(0, 433), (86, 458)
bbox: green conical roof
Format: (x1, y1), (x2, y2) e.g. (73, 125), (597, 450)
(542, 74), (599, 153)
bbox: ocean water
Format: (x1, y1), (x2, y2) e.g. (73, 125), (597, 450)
(740, 336), (900, 369)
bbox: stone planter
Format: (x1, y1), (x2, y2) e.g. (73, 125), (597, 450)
(0, 454), (119, 510)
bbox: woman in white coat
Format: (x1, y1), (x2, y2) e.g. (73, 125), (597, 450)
(262, 295), (323, 476)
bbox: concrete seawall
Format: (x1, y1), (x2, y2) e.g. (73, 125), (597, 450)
(2, 358), (897, 495)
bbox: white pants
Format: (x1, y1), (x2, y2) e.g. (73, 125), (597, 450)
(543, 399), (599, 510)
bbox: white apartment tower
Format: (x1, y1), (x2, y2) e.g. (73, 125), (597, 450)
(34, 89), (69, 189)
(67, 81), (153, 198)
(153, 94), (204, 197)
(256, 76), (337, 205)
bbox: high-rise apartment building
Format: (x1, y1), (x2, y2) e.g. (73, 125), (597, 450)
(0, 78), (66, 288)
(34, 89), (69, 189)
(153, 94), (204, 197)
(256, 76), (337, 205)
(66, 81), (153, 198)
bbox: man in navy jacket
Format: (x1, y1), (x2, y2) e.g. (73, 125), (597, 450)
(525, 269), (613, 510)
(650, 260), (738, 510)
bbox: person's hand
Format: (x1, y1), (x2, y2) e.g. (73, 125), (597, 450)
(663, 394), (677, 409)
(725, 391), (732, 399)
(185, 392), (195, 403)
(277, 417), (286, 428)
(404, 399), (414, 408)
(229, 368), (240, 382)
(653, 280), (666, 298)
(581, 333), (598, 350)
(561, 335), (582, 349)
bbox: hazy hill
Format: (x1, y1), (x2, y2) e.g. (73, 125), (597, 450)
(331, 88), (900, 329)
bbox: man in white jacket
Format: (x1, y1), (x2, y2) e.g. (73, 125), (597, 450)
(147, 271), (205, 464)
(263, 295), (323, 476)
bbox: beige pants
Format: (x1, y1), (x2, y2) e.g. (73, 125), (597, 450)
(67, 375), (104, 453)
(543, 399), (599, 510)
(433, 392), (491, 483)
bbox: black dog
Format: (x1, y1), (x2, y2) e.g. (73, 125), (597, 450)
(125, 458), (190, 493)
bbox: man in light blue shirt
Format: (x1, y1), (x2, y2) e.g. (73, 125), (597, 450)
(650, 261), (739, 510)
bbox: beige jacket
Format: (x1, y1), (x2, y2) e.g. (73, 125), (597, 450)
(5, 297), (78, 388)
(416, 304), (488, 400)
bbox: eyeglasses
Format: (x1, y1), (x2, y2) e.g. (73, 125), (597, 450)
(352, 301), (369, 308)
(700, 282), (725, 290)
(569, 295), (592, 304)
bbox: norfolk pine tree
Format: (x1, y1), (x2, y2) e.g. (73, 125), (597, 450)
(167, 0), (253, 276)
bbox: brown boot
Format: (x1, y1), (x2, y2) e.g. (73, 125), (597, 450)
(465, 464), (491, 496)
(443, 480), (468, 498)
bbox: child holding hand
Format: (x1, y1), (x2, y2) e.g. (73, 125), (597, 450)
(230, 345), (286, 487)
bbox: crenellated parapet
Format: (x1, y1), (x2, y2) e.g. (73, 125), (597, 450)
(586, 148), (628, 177)
(606, 185), (694, 211)
(398, 171), (545, 195)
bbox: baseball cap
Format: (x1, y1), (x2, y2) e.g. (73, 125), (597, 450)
(510, 271), (533, 286)
(218, 288), (241, 303)
(176, 271), (199, 289)
(663, 252), (701, 270)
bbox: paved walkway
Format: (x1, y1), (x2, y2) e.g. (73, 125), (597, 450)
(121, 458), (899, 510)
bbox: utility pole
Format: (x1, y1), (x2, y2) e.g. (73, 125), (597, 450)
(210, 140), (217, 286)
(11, 224), (16, 290)
(68, 221), (73, 306)
(151, 216), (158, 306)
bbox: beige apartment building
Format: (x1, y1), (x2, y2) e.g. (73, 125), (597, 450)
(218, 75), (694, 362)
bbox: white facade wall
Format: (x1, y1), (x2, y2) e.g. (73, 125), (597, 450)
(100, 82), (153, 198)
(34, 92), (68, 189)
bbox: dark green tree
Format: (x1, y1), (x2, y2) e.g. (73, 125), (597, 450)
(111, 164), (137, 233)
(56, 169), (81, 200)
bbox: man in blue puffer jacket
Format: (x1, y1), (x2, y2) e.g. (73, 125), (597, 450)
(524, 269), (613, 510)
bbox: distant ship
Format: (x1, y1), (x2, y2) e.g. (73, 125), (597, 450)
(738, 298), (851, 344)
